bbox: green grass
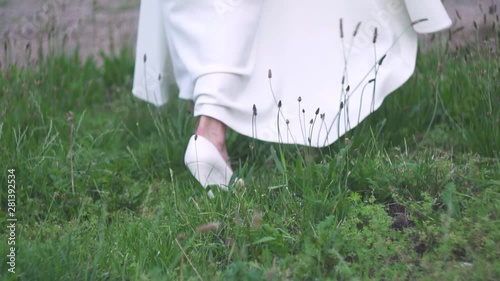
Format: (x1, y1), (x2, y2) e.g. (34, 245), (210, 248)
(0, 37), (499, 280)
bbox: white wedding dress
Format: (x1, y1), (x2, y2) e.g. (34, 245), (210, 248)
(132, 0), (451, 147)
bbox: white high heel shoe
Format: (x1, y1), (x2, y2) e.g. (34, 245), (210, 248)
(184, 135), (233, 197)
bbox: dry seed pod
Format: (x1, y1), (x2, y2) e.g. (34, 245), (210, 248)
(252, 211), (263, 229)
(197, 222), (220, 233)
(177, 232), (186, 241)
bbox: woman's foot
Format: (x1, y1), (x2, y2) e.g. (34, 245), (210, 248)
(184, 115), (232, 197)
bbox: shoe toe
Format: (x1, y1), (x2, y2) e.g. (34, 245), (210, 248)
(185, 135), (233, 192)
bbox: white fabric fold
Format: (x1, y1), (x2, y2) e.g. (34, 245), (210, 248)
(404, 0), (452, 33)
(132, 0), (173, 106)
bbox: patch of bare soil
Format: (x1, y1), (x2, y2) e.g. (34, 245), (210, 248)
(0, 0), (140, 67)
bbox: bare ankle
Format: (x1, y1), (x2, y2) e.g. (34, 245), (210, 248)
(196, 116), (226, 141)
(196, 116), (228, 159)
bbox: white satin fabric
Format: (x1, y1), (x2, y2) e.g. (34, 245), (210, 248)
(133, 0), (451, 147)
